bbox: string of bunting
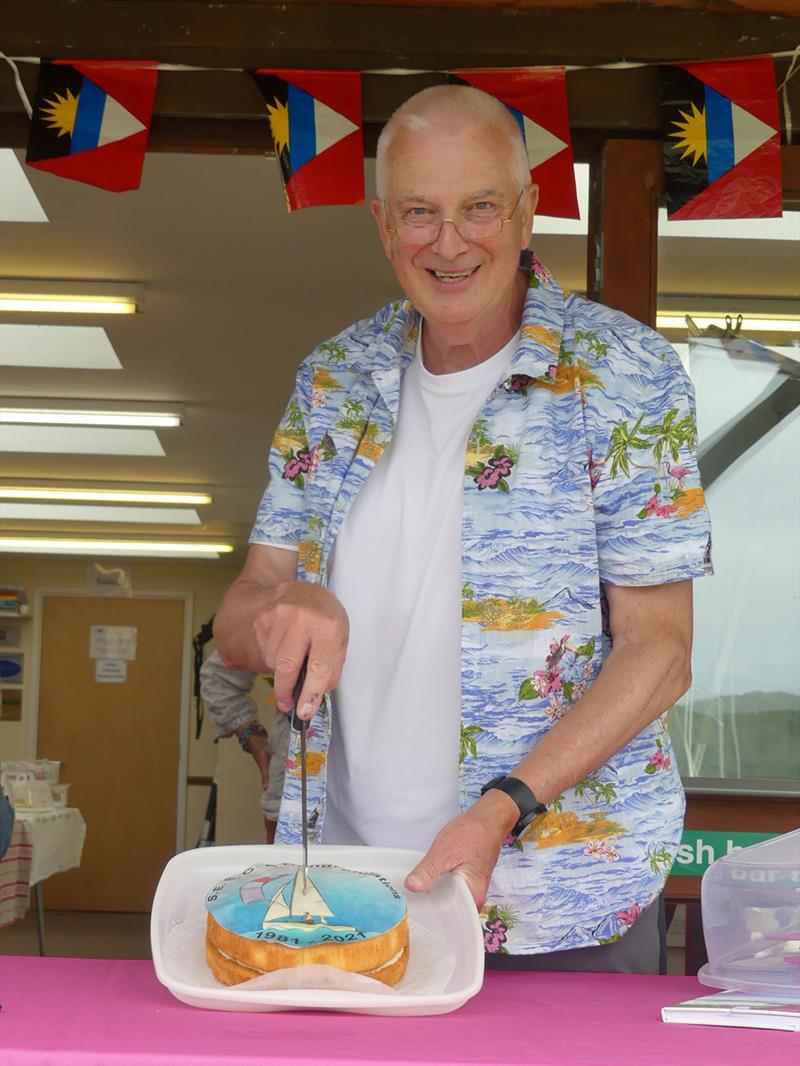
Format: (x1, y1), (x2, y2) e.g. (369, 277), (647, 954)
(1, 48), (799, 219)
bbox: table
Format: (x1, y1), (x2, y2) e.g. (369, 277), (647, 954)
(0, 958), (797, 1066)
(0, 808), (86, 949)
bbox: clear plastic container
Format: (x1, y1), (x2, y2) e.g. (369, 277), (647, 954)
(699, 829), (800, 996)
(50, 782), (70, 807)
(1, 770), (53, 809)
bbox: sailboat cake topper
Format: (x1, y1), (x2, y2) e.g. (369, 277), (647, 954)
(206, 862), (407, 951)
(252, 869), (359, 934)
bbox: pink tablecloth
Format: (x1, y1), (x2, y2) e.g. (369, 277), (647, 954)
(0, 957), (797, 1066)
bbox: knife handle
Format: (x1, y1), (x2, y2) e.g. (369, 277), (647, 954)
(291, 657), (309, 732)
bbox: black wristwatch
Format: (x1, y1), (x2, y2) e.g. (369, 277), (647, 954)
(480, 774), (547, 839)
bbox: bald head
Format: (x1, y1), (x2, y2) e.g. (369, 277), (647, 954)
(375, 85), (532, 200)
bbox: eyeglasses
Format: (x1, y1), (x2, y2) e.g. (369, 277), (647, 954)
(385, 189), (525, 245)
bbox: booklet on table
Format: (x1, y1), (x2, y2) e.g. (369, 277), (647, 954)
(662, 989), (800, 1032)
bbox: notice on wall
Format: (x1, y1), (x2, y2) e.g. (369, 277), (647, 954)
(89, 625), (137, 661)
(95, 658), (128, 684)
(0, 623), (22, 649)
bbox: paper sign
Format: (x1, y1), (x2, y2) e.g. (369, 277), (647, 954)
(0, 623), (22, 648)
(95, 658), (127, 683)
(89, 625), (137, 661)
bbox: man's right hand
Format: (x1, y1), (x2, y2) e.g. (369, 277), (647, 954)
(214, 544), (349, 721)
(254, 579), (348, 719)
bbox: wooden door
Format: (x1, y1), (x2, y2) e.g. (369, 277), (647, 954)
(37, 595), (185, 911)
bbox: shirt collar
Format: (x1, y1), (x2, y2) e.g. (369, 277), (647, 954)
(364, 253), (565, 415)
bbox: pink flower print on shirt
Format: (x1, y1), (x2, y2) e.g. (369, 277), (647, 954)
(645, 739), (672, 774)
(475, 467), (502, 490)
(282, 455), (306, 481)
(471, 453), (516, 492)
(616, 903), (643, 926)
(483, 917), (508, 953)
(584, 840), (607, 858)
(603, 845), (621, 862)
(533, 666), (563, 697)
(643, 494), (677, 518)
(507, 374), (531, 393)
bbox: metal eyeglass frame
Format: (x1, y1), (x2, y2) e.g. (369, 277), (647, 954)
(384, 188), (525, 245)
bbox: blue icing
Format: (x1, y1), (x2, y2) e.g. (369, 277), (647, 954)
(206, 864), (406, 949)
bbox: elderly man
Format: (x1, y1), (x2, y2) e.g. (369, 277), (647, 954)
(215, 85), (712, 973)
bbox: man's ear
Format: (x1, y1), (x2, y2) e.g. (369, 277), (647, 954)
(521, 184), (540, 249)
(370, 197), (393, 260)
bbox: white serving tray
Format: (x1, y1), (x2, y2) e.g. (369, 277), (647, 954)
(151, 844), (484, 1016)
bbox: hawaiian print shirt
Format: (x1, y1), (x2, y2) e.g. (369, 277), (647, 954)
(250, 254), (713, 956)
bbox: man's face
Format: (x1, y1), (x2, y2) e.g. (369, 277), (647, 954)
(371, 121), (538, 332)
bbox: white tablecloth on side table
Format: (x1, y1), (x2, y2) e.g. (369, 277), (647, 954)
(0, 807), (86, 928)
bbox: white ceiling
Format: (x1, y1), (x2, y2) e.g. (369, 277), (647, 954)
(0, 149), (797, 561)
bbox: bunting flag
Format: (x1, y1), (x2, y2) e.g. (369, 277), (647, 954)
(661, 58), (781, 220)
(452, 68), (579, 219)
(26, 60), (158, 192)
(251, 69), (364, 210)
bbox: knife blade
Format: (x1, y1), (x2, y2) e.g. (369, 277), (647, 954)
(291, 658), (309, 892)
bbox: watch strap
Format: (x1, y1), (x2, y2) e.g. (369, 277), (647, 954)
(480, 774), (547, 838)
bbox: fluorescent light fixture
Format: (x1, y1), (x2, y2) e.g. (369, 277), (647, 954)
(657, 313), (800, 333)
(0, 297), (135, 315)
(0, 486), (212, 505)
(0, 150), (48, 223)
(0, 503), (202, 525)
(0, 537), (233, 558)
(0, 426), (165, 456)
(0, 408), (181, 428)
(0, 280), (141, 315)
(0, 324), (122, 369)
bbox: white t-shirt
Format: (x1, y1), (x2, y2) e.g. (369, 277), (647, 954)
(323, 327), (519, 851)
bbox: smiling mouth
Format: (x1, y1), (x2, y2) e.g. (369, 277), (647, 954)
(427, 266), (480, 283)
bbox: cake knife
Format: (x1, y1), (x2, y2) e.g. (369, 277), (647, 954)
(291, 658), (310, 891)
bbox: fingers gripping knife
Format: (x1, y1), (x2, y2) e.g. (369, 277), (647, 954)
(291, 659), (310, 891)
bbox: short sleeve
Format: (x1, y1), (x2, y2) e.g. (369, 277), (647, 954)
(584, 323), (713, 587)
(249, 366), (311, 550)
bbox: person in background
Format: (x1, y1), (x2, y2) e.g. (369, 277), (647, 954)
(199, 650), (290, 843)
(0, 785), (14, 859)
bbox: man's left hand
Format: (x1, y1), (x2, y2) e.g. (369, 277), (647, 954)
(404, 790), (520, 909)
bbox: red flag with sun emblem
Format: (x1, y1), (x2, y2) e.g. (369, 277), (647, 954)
(452, 68), (579, 219)
(251, 69), (364, 210)
(661, 58), (781, 219)
(26, 59), (158, 192)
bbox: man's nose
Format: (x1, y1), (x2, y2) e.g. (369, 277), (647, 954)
(430, 218), (470, 257)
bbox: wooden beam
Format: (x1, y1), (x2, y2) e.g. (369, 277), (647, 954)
(2, 1), (798, 68)
(587, 139), (661, 326)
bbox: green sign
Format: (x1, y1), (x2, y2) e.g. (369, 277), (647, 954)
(671, 830), (776, 876)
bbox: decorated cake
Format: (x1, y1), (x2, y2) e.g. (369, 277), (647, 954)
(205, 863), (409, 986)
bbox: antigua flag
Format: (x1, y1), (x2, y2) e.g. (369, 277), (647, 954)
(452, 68), (579, 219)
(26, 60), (157, 192)
(662, 58), (781, 219)
(251, 70), (364, 211)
